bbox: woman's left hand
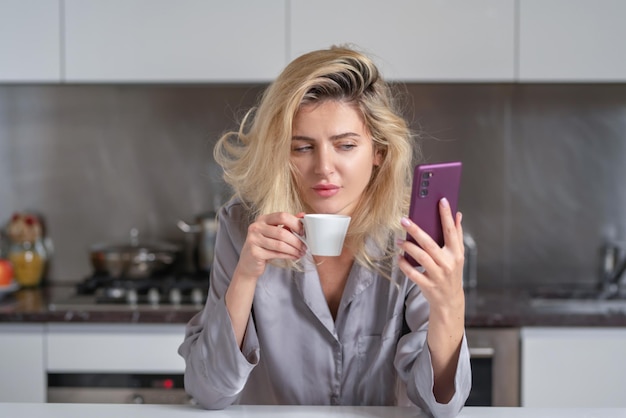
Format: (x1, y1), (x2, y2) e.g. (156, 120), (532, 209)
(397, 197), (465, 315)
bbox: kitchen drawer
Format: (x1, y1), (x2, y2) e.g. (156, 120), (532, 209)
(46, 324), (186, 373)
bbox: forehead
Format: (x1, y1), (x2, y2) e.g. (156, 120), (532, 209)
(293, 101), (366, 132)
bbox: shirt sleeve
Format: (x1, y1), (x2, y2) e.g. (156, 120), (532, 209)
(177, 201), (260, 409)
(394, 284), (472, 418)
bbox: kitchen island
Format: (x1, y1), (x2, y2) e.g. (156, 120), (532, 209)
(1, 404), (626, 418)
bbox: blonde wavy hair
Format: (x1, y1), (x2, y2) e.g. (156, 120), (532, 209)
(214, 45), (416, 271)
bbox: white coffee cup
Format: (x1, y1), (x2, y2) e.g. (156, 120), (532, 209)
(295, 214), (351, 257)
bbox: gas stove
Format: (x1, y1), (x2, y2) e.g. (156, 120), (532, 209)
(49, 272), (210, 311)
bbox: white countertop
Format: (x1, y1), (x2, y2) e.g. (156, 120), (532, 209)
(1, 404), (626, 418)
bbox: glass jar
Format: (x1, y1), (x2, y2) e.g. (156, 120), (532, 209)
(9, 239), (47, 287)
(0, 231), (7, 259)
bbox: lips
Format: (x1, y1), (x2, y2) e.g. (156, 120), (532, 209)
(312, 184), (340, 198)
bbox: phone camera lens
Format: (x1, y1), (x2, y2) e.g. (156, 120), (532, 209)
(421, 180), (429, 187)
(419, 189), (428, 197)
(422, 171), (433, 179)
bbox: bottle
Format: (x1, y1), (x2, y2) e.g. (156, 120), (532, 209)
(463, 232), (478, 289)
(7, 213), (48, 287)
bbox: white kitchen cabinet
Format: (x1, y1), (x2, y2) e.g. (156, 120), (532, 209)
(63, 0), (286, 83)
(521, 327), (626, 407)
(7, 0), (623, 84)
(0, 0), (61, 82)
(519, 0), (626, 81)
(0, 324), (46, 402)
(47, 323), (186, 373)
(289, 0), (515, 82)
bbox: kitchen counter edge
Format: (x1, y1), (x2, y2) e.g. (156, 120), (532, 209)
(1, 403), (626, 418)
(3, 286), (626, 326)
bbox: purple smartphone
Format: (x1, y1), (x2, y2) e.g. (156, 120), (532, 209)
(405, 161), (462, 266)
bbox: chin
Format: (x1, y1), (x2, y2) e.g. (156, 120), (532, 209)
(307, 205), (338, 215)
(313, 205), (351, 216)
(306, 196), (356, 216)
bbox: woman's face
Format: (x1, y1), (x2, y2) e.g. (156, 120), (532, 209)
(290, 100), (381, 216)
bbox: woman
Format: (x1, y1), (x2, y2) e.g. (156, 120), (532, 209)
(178, 45), (471, 417)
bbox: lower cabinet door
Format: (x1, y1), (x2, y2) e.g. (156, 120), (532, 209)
(0, 324), (46, 402)
(521, 327), (626, 407)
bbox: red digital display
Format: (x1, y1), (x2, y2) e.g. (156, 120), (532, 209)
(162, 378), (174, 389)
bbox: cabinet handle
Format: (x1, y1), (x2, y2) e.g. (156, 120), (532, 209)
(469, 347), (495, 358)
(131, 394), (144, 404)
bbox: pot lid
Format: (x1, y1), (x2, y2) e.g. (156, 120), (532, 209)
(90, 228), (180, 253)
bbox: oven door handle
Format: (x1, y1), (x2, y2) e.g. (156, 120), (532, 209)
(469, 347), (495, 358)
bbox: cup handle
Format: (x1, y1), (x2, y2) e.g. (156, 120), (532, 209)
(292, 219), (309, 252)
(292, 231), (308, 250)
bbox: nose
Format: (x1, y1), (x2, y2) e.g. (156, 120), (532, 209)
(314, 144), (334, 175)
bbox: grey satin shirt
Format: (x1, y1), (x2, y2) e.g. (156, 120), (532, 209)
(178, 198), (471, 417)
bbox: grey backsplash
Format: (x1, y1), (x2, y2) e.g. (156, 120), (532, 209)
(1, 84), (625, 288)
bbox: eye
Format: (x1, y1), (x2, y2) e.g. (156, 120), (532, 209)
(338, 143), (357, 151)
(292, 144), (313, 153)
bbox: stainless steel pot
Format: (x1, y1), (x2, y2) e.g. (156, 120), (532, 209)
(89, 229), (180, 278)
(177, 212), (218, 273)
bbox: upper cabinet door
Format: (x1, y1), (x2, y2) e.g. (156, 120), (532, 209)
(64, 0), (286, 83)
(289, 0), (515, 82)
(0, 0), (61, 82)
(519, 0), (626, 82)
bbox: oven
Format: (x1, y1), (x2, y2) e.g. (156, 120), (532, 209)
(47, 373), (192, 404)
(465, 328), (520, 406)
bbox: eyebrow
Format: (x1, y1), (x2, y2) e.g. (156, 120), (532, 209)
(291, 132), (362, 141)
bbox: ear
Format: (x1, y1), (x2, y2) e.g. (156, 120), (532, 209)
(373, 148), (383, 167)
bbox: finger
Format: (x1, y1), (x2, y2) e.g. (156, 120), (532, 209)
(439, 198), (461, 253)
(274, 214), (306, 250)
(249, 219), (305, 258)
(246, 240), (300, 262)
(401, 216), (440, 260)
(265, 212), (305, 236)
(241, 235), (299, 270)
(456, 211), (464, 248)
(397, 251), (433, 289)
(268, 225), (307, 256)
(399, 217), (440, 272)
(398, 242), (438, 278)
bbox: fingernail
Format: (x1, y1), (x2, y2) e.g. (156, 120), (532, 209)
(458, 211), (463, 222)
(440, 197), (449, 208)
(395, 238), (405, 247)
(401, 217), (411, 227)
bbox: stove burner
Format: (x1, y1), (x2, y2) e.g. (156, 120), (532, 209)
(76, 272), (209, 306)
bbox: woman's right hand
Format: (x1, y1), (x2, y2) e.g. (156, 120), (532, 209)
(236, 212), (307, 281)
(227, 212), (306, 348)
